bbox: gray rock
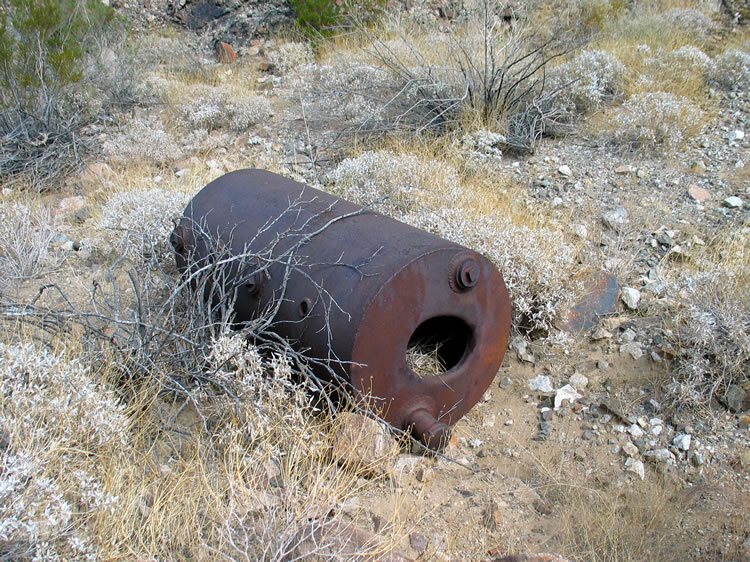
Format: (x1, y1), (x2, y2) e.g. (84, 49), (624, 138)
(529, 374), (553, 393)
(569, 373), (589, 390)
(620, 328), (637, 343)
(558, 164), (572, 177)
(620, 342), (644, 360)
(602, 207), (629, 231)
(621, 287), (641, 310)
(724, 385), (749, 412)
(499, 376), (512, 389)
(644, 448), (676, 463)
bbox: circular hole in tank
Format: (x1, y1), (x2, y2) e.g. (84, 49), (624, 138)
(298, 298), (312, 318)
(406, 316), (473, 377)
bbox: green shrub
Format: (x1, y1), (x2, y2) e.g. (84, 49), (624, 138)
(290, 0), (386, 37)
(0, 0), (113, 105)
(0, 0), (115, 187)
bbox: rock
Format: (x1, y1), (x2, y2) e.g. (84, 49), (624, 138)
(723, 196), (744, 209)
(78, 162), (113, 186)
(591, 327), (612, 340)
(511, 336), (535, 364)
(602, 207), (629, 231)
(331, 413), (399, 475)
(625, 457), (645, 480)
(558, 164), (572, 177)
(628, 424), (645, 439)
(673, 433), (691, 451)
(622, 441), (639, 457)
(533, 498), (553, 515)
(529, 374), (553, 394)
(724, 385), (749, 413)
(499, 376), (512, 389)
(482, 500), (503, 530)
(569, 373), (589, 390)
(409, 533), (427, 553)
(573, 224), (588, 239)
(214, 41), (237, 64)
(615, 165), (633, 174)
(169, 0), (294, 48)
(691, 451), (705, 467)
(558, 271), (619, 335)
(690, 160), (707, 173)
(55, 195), (86, 219)
(554, 385), (582, 410)
(688, 184), (711, 202)
(620, 342), (644, 360)
(582, 430), (595, 440)
(644, 448), (676, 463)
(728, 129), (745, 142)
(621, 287), (641, 310)
(620, 328), (637, 343)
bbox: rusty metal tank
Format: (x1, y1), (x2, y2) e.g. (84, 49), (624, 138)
(171, 169), (511, 450)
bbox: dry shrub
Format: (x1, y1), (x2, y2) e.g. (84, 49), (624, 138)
(323, 149), (461, 213)
(545, 49), (626, 117)
(97, 187), (190, 263)
(0, 201), (61, 289)
(711, 48), (750, 90)
(267, 41), (315, 74)
(552, 478), (699, 561)
(657, 225), (750, 410)
(177, 84), (273, 132)
(102, 119), (182, 166)
(0, 342), (128, 560)
(604, 91), (704, 152)
(293, 0), (580, 152)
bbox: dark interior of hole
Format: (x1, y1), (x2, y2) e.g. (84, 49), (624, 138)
(407, 316), (473, 371)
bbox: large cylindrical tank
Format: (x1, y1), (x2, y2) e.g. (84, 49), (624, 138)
(171, 169), (511, 450)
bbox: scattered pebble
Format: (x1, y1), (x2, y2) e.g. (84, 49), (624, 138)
(723, 196), (744, 209)
(621, 287), (641, 310)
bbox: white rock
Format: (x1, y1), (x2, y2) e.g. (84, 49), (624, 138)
(625, 457), (645, 480)
(529, 374), (553, 394)
(621, 287), (641, 310)
(569, 373), (589, 390)
(673, 433), (691, 451)
(554, 384), (582, 410)
(470, 438), (483, 449)
(728, 129), (745, 141)
(651, 425), (663, 436)
(558, 165), (572, 177)
(628, 424), (645, 439)
(573, 224), (588, 239)
(723, 196), (744, 208)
